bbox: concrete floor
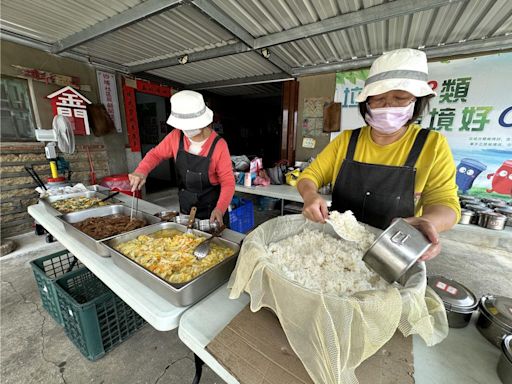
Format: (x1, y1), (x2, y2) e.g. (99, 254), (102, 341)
(0, 189), (223, 384)
(3, 189), (509, 384)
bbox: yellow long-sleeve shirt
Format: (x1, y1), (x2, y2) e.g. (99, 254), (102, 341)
(298, 125), (461, 220)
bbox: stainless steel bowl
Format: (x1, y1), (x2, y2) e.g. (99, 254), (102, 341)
(174, 214), (199, 228)
(362, 218), (431, 283)
(476, 295), (512, 348)
(498, 335), (512, 384)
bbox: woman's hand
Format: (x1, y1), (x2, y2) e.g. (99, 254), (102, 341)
(128, 172), (147, 192)
(403, 216), (441, 261)
(210, 208), (224, 224)
(302, 192), (329, 223)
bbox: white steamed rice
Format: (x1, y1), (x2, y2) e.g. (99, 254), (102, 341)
(266, 211), (388, 296)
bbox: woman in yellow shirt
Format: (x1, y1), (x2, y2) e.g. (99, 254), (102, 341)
(297, 48), (460, 260)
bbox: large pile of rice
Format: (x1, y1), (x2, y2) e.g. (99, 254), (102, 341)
(266, 211), (388, 296)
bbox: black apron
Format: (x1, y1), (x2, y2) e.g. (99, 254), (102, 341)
(331, 128), (430, 229)
(175, 132), (221, 220)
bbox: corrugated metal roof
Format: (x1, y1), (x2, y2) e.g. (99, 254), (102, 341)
(1, 0), (511, 86)
(148, 51), (280, 85)
(77, 4), (237, 66)
(208, 82), (282, 97)
(213, 0), (512, 69)
(0, 0), (142, 42)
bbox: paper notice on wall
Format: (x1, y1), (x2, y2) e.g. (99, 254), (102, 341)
(303, 97), (330, 137)
(97, 70), (122, 133)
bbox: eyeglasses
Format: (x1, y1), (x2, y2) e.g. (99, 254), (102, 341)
(367, 97), (416, 109)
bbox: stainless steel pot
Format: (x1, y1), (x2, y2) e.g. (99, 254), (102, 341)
(362, 218), (431, 283)
(427, 276), (477, 328)
(496, 206), (512, 227)
(459, 209), (475, 225)
(478, 212), (507, 230)
(466, 206), (493, 224)
(498, 335), (512, 384)
(476, 295), (512, 348)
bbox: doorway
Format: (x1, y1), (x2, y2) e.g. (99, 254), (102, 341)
(135, 92), (176, 193)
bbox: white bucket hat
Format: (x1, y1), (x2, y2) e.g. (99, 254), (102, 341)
(355, 48), (436, 103)
(166, 90), (213, 130)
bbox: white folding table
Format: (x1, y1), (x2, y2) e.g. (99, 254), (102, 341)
(179, 284), (504, 384)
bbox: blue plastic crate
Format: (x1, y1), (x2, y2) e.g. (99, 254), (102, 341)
(229, 199), (254, 233)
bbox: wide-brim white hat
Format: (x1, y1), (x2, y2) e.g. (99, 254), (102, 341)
(166, 90), (213, 130)
(356, 48), (436, 103)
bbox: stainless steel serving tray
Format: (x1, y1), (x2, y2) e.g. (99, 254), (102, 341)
(56, 204), (161, 257)
(102, 222), (240, 307)
(39, 191), (121, 215)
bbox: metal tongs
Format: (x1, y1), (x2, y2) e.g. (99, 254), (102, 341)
(130, 191), (139, 221)
(24, 165), (47, 190)
(193, 224), (226, 259)
(100, 190), (120, 202)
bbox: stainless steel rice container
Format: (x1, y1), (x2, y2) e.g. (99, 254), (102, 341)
(427, 276), (477, 328)
(459, 209), (475, 225)
(478, 212), (507, 230)
(362, 218), (431, 283)
(498, 335), (512, 384)
(102, 222), (240, 307)
(174, 214), (200, 228)
(466, 205), (493, 224)
(56, 204), (161, 256)
(197, 219), (220, 233)
(476, 295), (512, 348)
(496, 206), (512, 227)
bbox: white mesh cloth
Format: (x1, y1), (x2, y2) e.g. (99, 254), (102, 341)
(228, 215), (448, 384)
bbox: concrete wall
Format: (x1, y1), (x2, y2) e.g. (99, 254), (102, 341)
(0, 40), (129, 237)
(295, 73), (336, 161)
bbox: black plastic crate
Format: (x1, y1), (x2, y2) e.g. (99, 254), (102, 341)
(55, 268), (146, 361)
(30, 250), (84, 325)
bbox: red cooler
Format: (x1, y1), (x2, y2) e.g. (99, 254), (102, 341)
(100, 174), (142, 198)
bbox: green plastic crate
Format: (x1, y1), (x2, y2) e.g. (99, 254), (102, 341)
(55, 268), (146, 361)
(30, 250), (84, 326)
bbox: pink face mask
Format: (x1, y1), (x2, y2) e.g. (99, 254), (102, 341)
(365, 103), (415, 134)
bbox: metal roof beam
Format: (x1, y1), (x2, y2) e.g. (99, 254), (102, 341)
(128, 42), (250, 73)
(191, 0), (292, 74)
(51, 0), (183, 53)
(1, 29), (129, 73)
(254, 0), (467, 49)
(291, 35), (512, 76)
(188, 73), (294, 90)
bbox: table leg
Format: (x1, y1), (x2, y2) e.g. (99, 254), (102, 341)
(192, 353), (204, 384)
(280, 199), (284, 216)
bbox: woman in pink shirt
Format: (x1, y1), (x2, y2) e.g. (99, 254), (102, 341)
(129, 90), (235, 224)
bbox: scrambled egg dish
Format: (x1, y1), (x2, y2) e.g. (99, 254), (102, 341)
(51, 197), (109, 213)
(114, 229), (235, 284)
